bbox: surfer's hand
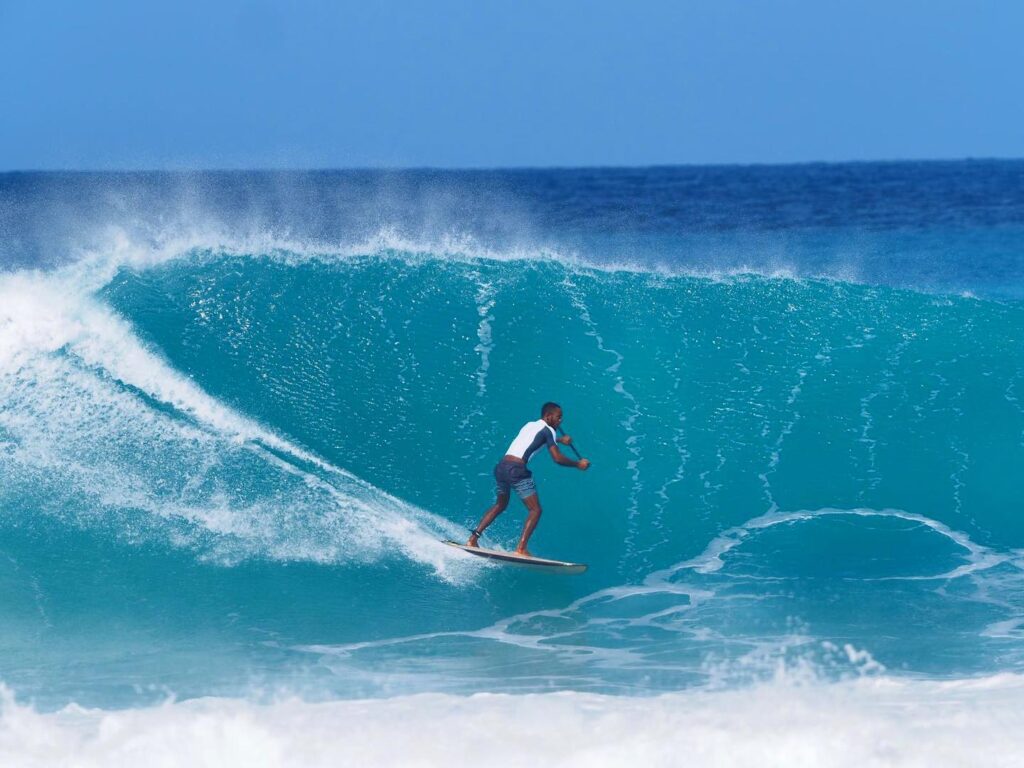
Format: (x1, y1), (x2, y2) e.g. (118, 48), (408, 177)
(558, 434), (572, 445)
(578, 458), (591, 471)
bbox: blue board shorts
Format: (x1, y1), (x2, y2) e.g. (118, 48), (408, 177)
(494, 460), (537, 500)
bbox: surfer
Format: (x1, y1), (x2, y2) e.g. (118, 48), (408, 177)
(467, 402), (590, 556)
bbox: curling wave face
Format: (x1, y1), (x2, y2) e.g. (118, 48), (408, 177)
(1, 167), (1024, 743)
(2, 238), (1024, 708)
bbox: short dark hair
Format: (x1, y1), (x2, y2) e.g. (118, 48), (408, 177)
(541, 402), (561, 417)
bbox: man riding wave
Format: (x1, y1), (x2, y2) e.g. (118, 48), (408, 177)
(468, 402), (590, 556)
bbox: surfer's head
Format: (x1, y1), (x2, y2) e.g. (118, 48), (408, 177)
(541, 401), (563, 428)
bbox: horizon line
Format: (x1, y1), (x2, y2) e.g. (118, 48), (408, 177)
(3, 156), (1024, 176)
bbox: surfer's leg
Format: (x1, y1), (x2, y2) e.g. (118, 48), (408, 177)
(468, 493), (509, 547)
(515, 493), (542, 556)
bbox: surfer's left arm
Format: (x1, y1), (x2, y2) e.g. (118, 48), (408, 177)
(548, 444), (589, 470)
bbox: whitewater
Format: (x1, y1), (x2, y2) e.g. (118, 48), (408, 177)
(2, 163), (1024, 765)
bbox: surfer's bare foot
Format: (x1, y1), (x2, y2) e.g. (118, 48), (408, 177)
(515, 548), (532, 557)
(467, 534), (480, 548)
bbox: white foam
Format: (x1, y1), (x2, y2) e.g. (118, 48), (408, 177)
(456, 272), (497, 433)
(2, 675), (1024, 767)
(657, 507), (1009, 581)
(0, 268), (472, 580)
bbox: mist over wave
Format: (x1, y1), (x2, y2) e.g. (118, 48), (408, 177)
(5, 163), (1024, 293)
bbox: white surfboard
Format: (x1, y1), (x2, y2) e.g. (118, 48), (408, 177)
(443, 540), (588, 574)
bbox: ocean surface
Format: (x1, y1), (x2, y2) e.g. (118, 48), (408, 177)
(2, 162), (1024, 765)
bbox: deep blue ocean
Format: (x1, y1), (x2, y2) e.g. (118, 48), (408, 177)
(2, 162), (1024, 765)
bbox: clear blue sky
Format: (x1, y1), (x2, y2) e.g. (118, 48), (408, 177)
(1, 0), (1021, 169)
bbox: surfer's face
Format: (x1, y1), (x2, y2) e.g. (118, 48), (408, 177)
(545, 408), (563, 428)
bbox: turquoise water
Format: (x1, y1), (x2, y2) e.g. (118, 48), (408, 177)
(2, 165), (1024, 763)
(4, 247), (1024, 704)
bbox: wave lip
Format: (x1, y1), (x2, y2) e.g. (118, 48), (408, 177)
(52, 222), (938, 295)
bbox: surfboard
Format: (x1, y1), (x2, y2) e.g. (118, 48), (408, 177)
(442, 540), (588, 574)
